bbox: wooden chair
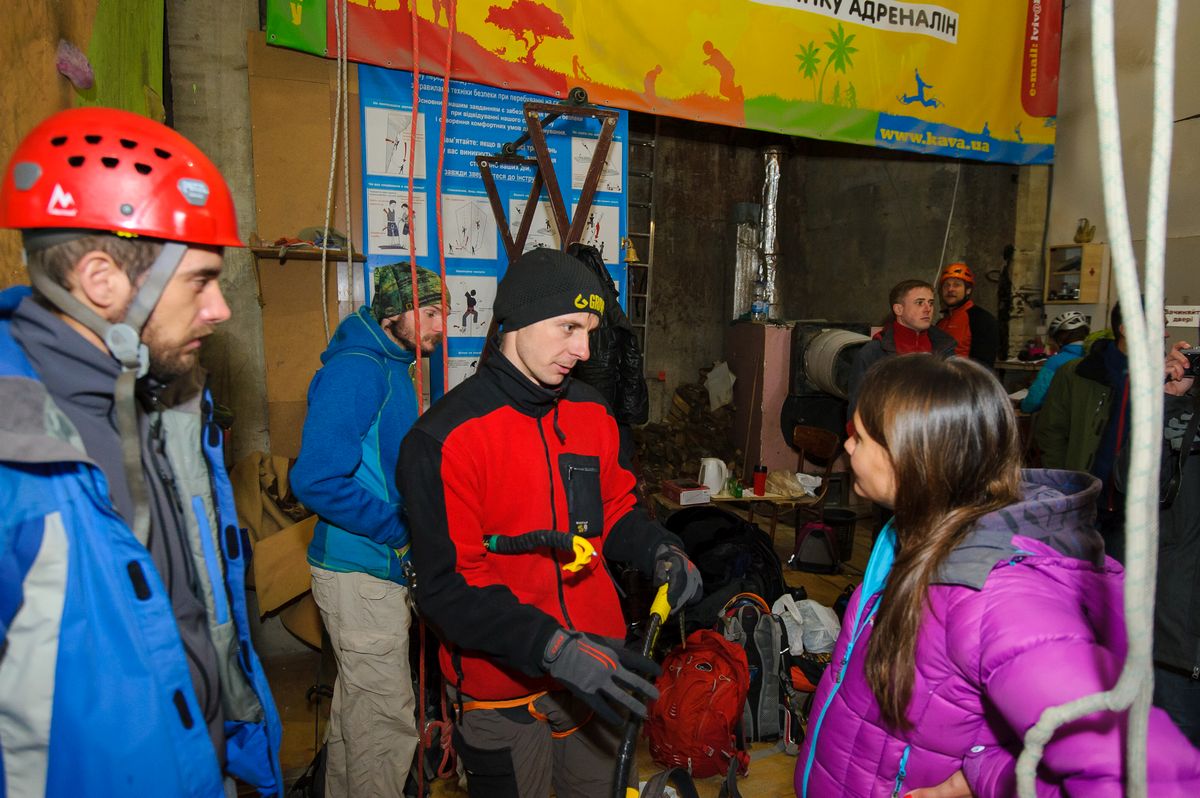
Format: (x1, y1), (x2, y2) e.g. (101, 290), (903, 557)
(747, 425), (842, 545)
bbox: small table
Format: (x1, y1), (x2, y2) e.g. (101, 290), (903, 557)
(650, 490), (817, 544)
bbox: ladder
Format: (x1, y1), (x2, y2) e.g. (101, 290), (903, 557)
(626, 114), (657, 359)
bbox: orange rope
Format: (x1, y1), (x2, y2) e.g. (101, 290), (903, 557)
(434, 2), (456, 390)
(407, 1), (423, 416)
(415, 7), (459, 796)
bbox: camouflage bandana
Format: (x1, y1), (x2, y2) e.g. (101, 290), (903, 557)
(370, 263), (444, 321)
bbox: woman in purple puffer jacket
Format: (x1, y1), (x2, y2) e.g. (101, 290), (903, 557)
(796, 355), (1200, 797)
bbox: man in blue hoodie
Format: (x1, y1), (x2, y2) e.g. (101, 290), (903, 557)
(1020, 310), (1090, 414)
(292, 263), (446, 797)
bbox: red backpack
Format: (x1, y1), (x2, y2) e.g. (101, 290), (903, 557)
(644, 629), (751, 778)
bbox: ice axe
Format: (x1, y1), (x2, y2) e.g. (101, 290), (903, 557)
(613, 584), (672, 798)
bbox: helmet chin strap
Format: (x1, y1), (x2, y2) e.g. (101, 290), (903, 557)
(25, 240), (188, 545)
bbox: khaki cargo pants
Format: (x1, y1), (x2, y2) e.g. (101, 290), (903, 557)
(311, 567), (419, 797)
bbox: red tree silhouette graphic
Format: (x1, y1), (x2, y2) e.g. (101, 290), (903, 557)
(485, 0), (574, 66)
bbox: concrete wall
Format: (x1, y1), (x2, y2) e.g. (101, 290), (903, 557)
(167, 0), (271, 462)
(644, 117), (787, 421)
(784, 142), (1020, 327)
(640, 121), (1027, 422)
(167, 2), (307, 656)
(1051, 2), (1200, 316)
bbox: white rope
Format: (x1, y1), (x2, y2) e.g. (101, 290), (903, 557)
(319, 0), (351, 342)
(1016, 1), (1176, 795)
(931, 161), (961, 286)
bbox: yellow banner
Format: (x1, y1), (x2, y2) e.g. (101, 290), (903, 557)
(270, 0), (1058, 163)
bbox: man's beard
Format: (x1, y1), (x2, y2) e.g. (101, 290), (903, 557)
(142, 325), (208, 380)
(389, 318), (442, 354)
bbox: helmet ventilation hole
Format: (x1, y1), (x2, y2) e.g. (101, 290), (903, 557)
(51, 136), (68, 147)
(119, 139), (137, 149)
(85, 135), (102, 144)
(68, 156), (85, 167)
(101, 157), (119, 169)
(134, 163), (152, 175)
(154, 147), (172, 160)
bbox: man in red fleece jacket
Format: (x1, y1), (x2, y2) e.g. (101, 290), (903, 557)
(399, 248), (700, 798)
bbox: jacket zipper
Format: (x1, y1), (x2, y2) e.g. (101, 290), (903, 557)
(800, 592), (881, 796)
(537, 411), (574, 630)
(890, 745), (911, 798)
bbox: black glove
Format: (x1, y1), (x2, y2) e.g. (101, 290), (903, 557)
(653, 543), (702, 612)
(540, 629), (660, 725)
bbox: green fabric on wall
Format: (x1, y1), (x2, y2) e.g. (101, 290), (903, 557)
(75, 0), (163, 118)
(266, 0), (327, 57)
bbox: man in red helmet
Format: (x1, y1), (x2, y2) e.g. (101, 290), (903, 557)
(935, 261), (998, 368)
(0, 108), (281, 796)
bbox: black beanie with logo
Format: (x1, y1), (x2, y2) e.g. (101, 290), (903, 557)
(494, 247), (607, 331)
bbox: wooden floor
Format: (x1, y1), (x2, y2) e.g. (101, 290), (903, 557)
(263, 502), (876, 797)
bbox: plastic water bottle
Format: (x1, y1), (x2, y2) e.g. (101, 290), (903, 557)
(751, 280), (768, 322)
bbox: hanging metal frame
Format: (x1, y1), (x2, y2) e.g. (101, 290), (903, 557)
(474, 87), (619, 259)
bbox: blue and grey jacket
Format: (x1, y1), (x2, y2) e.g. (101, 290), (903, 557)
(292, 306), (418, 584)
(1020, 341), (1085, 414)
(0, 287), (282, 797)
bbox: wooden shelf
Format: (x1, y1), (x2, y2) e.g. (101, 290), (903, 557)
(250, 246), (365, 263)
(1044, 243), (1106, 304)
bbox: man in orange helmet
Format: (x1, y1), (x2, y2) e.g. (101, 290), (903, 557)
(0, 108), (281, 796)
(936, 261), (998, 368)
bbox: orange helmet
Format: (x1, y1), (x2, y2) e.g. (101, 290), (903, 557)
(939, 262), (974, 286)
(1, 107), (242, 246)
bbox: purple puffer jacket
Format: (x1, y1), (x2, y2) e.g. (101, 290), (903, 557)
(796, 469), (1200, 797)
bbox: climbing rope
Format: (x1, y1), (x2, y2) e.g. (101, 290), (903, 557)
(412, 8), (458, 796)
(1016, 2), (1177, 795)
(407, 3), (424, 411)
(434, 2), (456, 390)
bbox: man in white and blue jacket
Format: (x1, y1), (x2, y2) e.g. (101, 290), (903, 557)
(291, 262), (445, 797)
(0, 109), (281, 796)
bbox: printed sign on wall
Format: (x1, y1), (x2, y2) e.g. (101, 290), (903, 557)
(359, 65), (629, 391)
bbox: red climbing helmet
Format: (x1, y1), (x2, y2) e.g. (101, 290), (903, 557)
(938, 262), (974, 286)
(1, 107), (242, 246)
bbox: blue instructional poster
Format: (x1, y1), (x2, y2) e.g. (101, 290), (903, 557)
(358, 65), (629, 391)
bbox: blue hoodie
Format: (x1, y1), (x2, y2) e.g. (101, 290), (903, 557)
(292, 306), (418, 583)
(1020, 341), (1085, 414)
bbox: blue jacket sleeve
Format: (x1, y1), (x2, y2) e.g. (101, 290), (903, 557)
(1020, 361), (1058, 414)
(291, 354), (407, 548)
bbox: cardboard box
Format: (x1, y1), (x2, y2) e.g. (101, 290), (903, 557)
(661, 478), (711, 506)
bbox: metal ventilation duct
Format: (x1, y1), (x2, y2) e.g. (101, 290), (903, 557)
(759, 146), (784, 318)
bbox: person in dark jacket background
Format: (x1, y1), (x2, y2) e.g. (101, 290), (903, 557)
(1036, 304), (1129, 560)
(1154, 342), (1200, 745)
(567, 243), (649, 458)
(846, 279), (957, 424)
(936, 262), (998, 368)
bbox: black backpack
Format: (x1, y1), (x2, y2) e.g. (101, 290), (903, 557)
(663, 506), (786, 633)
(788, 521), (840, 574)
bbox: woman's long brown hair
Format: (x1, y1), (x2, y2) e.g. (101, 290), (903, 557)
(856, 355), (1023, 730)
